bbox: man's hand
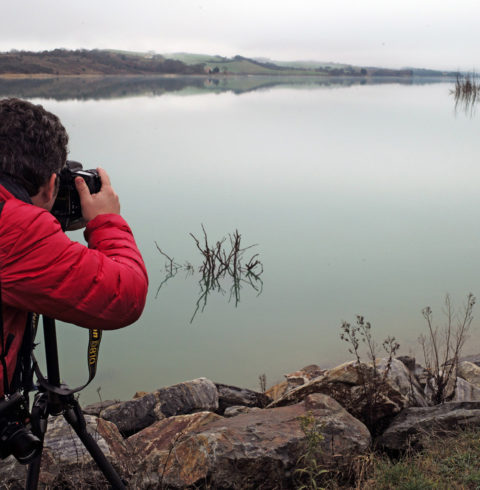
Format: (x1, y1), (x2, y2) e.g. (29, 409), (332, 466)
(75, 167), (120, 223)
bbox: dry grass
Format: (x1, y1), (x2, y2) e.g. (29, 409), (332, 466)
(320, 427), (480, 489)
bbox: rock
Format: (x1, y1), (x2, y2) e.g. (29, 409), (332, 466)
(42, 414), (129, 466)
(459, 353), (480, 366)
(223, 405), (262, 417)
(412, 363), (431, 389)
(0, 456), (27, 489)
(458, 361), (480, 387)
(101, 378), (219, 437)
(452, 377), (480, 401)
(130, 393), (371, 489)
(396, 355), (416, 371)
(284, 364), (326, 392)
(323, 360), (364, 384)
(1, 413), (130, 489)
(395, 356), (431, 390)
(133, 391), (148, 398)
(82, 399), (119, 417)
(269, 360), (410, 433)
(215, 383), (271, 414)
(100, 392), (161, 437)
(376, 358), (428, 407)
(156, 377), (218, 418)
(265, 380), (288, 401)
(378, 401), (480, 452)
(304, 393), (372, 455)
(128, 411), (221, 483)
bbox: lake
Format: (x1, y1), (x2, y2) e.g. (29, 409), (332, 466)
(3, 76), (480, 405)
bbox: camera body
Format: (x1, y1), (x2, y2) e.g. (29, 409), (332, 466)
(0, 392), (41, 464)
(51, 160), (101, 231)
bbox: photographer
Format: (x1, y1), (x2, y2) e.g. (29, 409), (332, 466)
(0, 98), (148, 397)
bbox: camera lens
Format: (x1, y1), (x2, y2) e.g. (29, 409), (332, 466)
(4, 423), (41, 464)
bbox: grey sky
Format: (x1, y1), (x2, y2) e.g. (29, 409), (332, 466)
(2, 0), (479, 70)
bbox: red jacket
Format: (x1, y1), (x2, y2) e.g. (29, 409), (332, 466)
(0, 181), (148, 395)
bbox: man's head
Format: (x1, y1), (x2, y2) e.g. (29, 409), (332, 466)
(0, 98), (69, 198)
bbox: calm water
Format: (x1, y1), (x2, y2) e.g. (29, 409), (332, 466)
(5, 78), (480, 405)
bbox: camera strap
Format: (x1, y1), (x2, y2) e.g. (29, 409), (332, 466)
(30, 315), (103, 396)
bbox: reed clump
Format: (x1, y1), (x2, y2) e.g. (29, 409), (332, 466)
(452, 72), (480, 114)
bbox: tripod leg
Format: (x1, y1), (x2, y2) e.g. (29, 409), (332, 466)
(26, 393), (49, 490)
(63, 400), (126, 489)
(25, 455), (42, 490)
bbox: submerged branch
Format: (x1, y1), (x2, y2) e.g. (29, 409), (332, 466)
(156, 226), (264, 322)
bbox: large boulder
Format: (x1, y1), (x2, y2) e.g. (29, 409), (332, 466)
(215, 383), (271, 414)
(265, 380), (288, 402)
(224, 405), (262, 417)
(82, 399), (119, 417)
(458, 361), (480, 388)
(396, 356), (431, 391)
(284, 364), (326, 391)
(397, 357), (480, 404)
(101, 377), (219, 436)
(156, 377), (218, 418)
(0, 414), (129, 489)
(268, 360), (410, 433)
(129, 393), (371, 489)
(459, 354), (480, 366)
(378, 401), (480, 452)
(451, 377), (480, 401)
(100, 392), (160, 436)
(127, 411), (221, 480)
(266, 365), (326, 403)
(376, 358), (428, 407)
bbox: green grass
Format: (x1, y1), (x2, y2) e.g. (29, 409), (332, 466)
(162, 53), (323, 75)
(162, 52), (226, 64)
(358, 428), (480, 490)
(311, 427), (480, 489)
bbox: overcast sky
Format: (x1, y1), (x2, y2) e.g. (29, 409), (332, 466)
(2, 0), (479, 70)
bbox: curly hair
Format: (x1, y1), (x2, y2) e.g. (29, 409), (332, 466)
(0, 98), (69, 195)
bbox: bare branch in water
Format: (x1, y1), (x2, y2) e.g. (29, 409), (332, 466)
(156, 226), (264, 322)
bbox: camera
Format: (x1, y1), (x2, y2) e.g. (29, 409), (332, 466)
(0, 392), (41, 464)
(51, 160), (101, 231)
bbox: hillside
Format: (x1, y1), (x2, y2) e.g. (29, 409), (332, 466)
(0, 49), (205, 75)
(0, 49), (457, 78)
(163, 53), (418, 77)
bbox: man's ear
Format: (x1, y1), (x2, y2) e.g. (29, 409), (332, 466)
(31, 173), (58, 210)
(45, 173), (58, 202)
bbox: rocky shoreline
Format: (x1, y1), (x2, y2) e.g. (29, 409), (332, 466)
(3, 355), (480, 488)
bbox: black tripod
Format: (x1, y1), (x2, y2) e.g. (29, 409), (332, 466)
(25, 316), (126, 489)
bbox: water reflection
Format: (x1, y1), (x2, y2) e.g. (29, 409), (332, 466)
(155, 227), (263, 323)
(0, 75), (455, 101)
(452, 74), (480, 116)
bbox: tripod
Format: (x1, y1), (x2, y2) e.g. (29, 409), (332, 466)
(25, 316), (126, 489)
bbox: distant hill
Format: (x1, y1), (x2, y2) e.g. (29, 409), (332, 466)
(0, 49), (459, 78)
(0, 49), (204, 76)
(163, 53), (420, 77)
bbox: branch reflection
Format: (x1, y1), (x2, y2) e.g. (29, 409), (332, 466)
(155, 227), (263, 323)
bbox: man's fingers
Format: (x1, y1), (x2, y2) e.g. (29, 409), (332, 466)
(75, 177), (92, 201)
(97, 167), (111, 188)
